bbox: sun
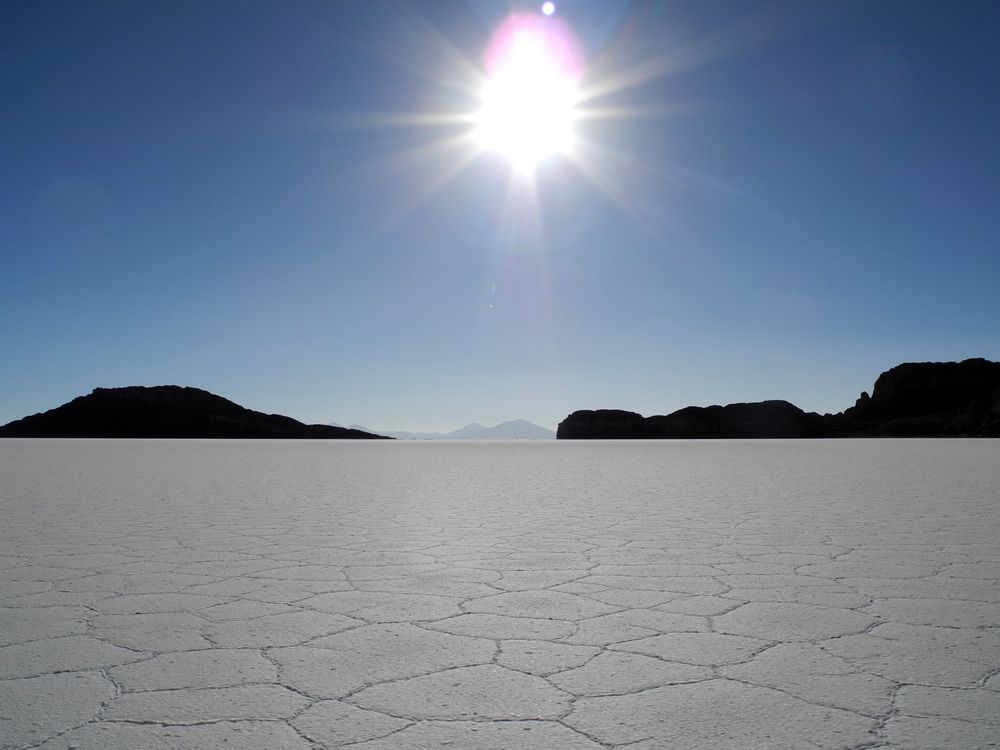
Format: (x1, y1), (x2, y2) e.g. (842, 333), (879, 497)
(473, 14), (583, 172)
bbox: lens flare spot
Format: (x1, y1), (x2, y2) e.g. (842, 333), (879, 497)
(541, 2), (556, 16)
(474, 14), (584, 171)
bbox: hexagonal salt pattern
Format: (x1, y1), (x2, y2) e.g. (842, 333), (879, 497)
(1, 438), (998, 748)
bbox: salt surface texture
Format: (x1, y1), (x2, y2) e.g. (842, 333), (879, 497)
(1, 438), (998, 749)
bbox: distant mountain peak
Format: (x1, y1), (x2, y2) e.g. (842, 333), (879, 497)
(448, 422), (487, 437)
(466, 420), (555, 439)
(370, 419), (555, 440)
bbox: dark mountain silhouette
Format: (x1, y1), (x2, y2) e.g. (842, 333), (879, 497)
(558, 401), (825, 439)
(557, 359), (1000, 439)
(0, 386), (390, 439)
(826, 358), (1000, 436)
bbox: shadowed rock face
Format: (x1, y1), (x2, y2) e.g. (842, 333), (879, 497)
(829, 359), (1000, 436)
(0, 386), (390, 439)
(558, 401), (826, 439)
(556, 410), (648, 439)
(558, 359), (1000, 438)
(648, 401), (828, 439)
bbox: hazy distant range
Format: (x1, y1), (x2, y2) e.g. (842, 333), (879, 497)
(339, 420), (556, 440)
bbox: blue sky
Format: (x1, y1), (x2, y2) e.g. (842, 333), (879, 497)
(2, 0), (998, 431)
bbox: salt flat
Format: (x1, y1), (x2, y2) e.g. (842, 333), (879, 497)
(1, 439), (998, 749)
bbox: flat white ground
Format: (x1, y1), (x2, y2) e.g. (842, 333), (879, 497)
(1, 439), (998, 749)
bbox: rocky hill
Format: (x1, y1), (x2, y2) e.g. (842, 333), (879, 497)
(558, 401), (826, 439)
(0, 386), (390, 439)
(557, 359), (1000, 439)
(828, 358), (1000, 436)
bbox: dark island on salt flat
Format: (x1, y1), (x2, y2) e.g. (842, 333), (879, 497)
(3, 359), (998, 440)
(0, 385), (390, 439)
(557, 358), (1000, 439)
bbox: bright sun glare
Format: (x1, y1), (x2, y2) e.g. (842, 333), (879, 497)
(346, 4), (721, 238)
(474, 14), (582, 171)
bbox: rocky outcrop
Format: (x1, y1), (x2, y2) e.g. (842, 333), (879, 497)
(648, 400), (827, 438)
(558, 401), (826, 439)
(557, 359), (1000, 439)
(0, 386), (391, 439)
(827, 358), (1000, 436)
(556, 410), (647, 439)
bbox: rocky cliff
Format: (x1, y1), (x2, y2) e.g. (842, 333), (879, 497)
(557, 359), (1000, 439)
(828, 358), (1000, 436)
(558, 401), (826, 439)
(0, 386), (390, 439)
(555, 410), (647, 439)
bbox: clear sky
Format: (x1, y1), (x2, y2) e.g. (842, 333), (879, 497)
(3, 0), (999, 432)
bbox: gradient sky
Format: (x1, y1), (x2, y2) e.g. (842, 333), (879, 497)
(3, 0), (999, 432)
